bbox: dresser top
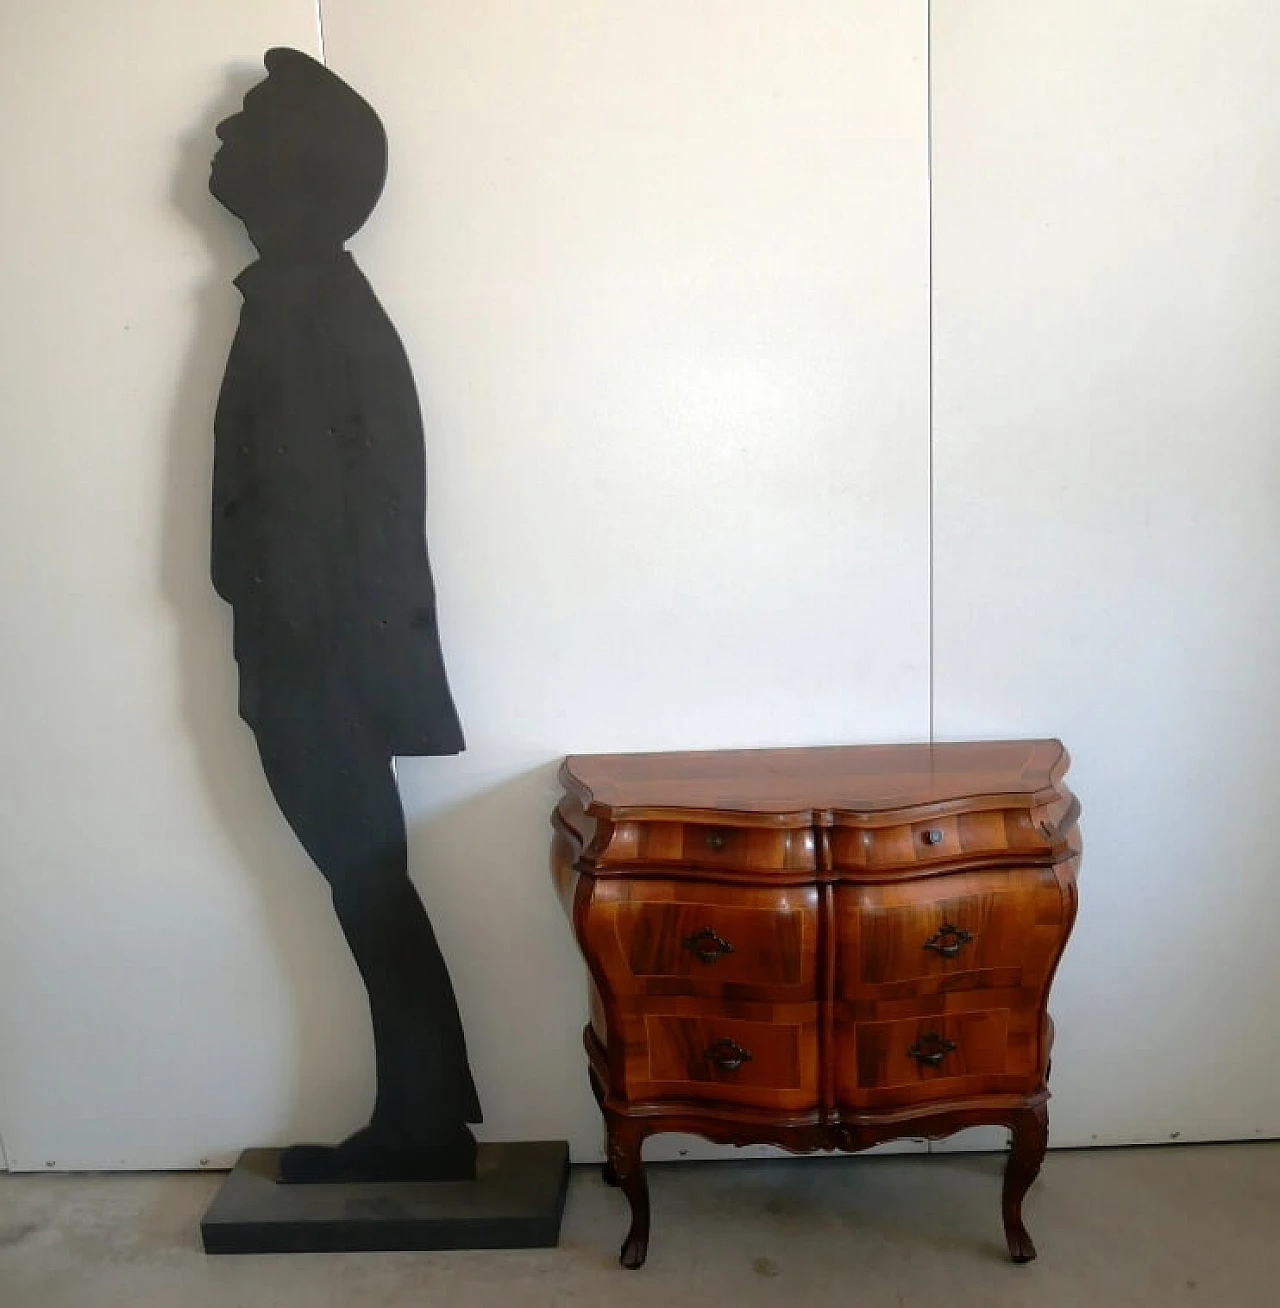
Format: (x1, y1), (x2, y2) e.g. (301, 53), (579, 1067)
(561, 740), (1068, 821)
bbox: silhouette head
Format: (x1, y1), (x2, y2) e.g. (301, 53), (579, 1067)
(210, 48), (388, 256)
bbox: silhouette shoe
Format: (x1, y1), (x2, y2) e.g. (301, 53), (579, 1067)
(276, 1124), (478, 1183)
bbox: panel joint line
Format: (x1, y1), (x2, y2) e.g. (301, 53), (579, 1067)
(926, 0), (936, 745)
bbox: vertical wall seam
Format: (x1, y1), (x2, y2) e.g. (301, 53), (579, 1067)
(926, 0), (936, 745)
(926, 11), (938, 1156)
(316, 0), (328, 65)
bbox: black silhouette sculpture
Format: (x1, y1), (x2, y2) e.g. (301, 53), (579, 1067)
(209, 47), (481, 1184)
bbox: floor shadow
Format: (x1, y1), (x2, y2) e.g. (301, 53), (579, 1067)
(160, 65), (375, 1156)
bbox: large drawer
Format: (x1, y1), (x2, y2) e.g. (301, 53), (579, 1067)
(834, 868), (1067, 999)
(586, 879), (820, 1002)
(609, 1000), (820, 1113)
(833, 1005), (1043, 1110)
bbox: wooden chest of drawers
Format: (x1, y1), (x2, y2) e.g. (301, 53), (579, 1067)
(551, 740), (1080, 1267)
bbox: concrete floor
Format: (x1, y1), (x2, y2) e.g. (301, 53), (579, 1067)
(1, 1143), (1274, 1307)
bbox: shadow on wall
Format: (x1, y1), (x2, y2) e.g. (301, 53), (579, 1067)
(159, 66), (375, 1155)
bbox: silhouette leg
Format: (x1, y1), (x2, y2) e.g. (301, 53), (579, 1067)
(252, 698), (481, 1183)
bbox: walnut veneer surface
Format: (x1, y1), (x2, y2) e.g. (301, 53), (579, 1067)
(551, 741), (1081, 1268)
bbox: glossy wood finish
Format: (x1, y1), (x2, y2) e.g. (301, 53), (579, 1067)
(586, 879), (819, 1002)
(553, 741), (1079, 1268)
(634, 1004), (821, 1111)
(828, 806), (1061, 875)
(597, 819), (816, 873)
(562, 740), (1070, 820)
(835, 868), (1060, 992)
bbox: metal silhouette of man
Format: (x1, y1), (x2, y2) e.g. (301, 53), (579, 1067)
(209, 48), (481, 1183)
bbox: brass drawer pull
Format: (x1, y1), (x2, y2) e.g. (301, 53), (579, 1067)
(907, 1032), (958, 1068)
(924, 922), (974, 959)
(682, 927), (735, 965)
(704, 1037), (753, 1073)
(703, 830), (728, 852)
(921, 827), (945, 846)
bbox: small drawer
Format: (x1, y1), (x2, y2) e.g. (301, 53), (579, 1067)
(596, 820), (815, 873)
(638, 1012), (819, 1111)
(834, 868), (1066, 997)
(592, 880), (819, 1001)
(834, 1007), (1041, 1109)
(830, 809), (1048, 875)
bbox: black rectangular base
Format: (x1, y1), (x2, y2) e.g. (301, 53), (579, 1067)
(200, 1141), (570, 1254)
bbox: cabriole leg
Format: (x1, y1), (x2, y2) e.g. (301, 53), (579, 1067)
(1003, 1101), (1049, 1263)
(606, 1118), (650, 1269)
(587, 1066), (621, 1187)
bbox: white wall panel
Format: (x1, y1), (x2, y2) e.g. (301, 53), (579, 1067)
(321, 0), (930, 1161)
(933, 1), (1280, 1146)
(0, 2), (929, 1166)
